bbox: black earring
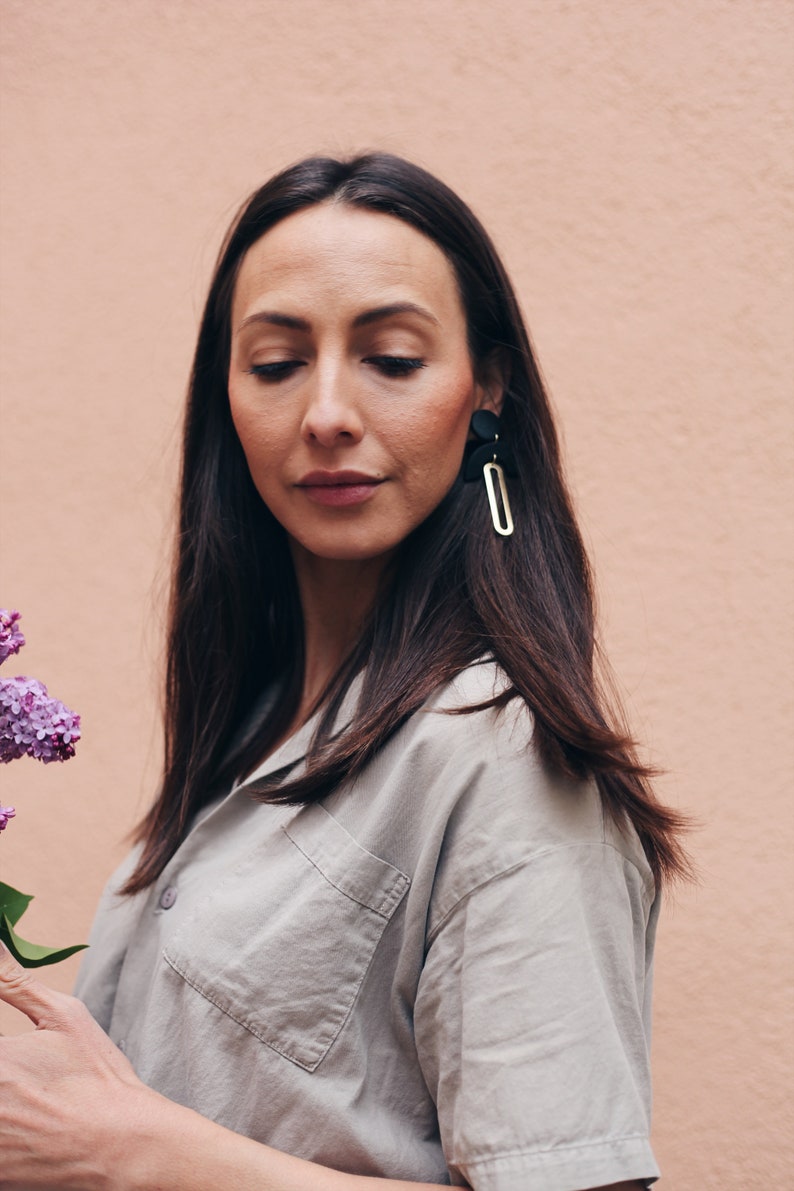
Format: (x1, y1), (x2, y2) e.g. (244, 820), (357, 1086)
(462, 410), (515, 537)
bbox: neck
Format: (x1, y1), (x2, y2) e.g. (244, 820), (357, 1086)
(289, 545), (393, 722)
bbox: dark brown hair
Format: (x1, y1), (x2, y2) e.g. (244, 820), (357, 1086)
(124, 152), (688, 894)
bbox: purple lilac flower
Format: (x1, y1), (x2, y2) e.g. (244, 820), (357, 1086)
(0, 676), (81, 763)
(0, 805), (15, 831)
(0, 610), (25, 666)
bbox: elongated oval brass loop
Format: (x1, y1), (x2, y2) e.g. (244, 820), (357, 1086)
(483, 461), (514, 537)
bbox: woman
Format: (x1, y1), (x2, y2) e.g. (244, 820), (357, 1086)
(0, 154), (686, 1190)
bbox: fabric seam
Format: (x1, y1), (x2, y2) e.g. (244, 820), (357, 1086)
(282, 823), (410, 918)
(426, 841), (654, 945)
(453, 1130), (652, 1167)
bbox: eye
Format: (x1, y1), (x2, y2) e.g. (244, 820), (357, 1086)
(364, 356), (426, 378)
(248, 361), (305, 382)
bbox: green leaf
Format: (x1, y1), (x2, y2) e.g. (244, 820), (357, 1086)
(0, 880), (33, 927)
(0, 913), (88, 968)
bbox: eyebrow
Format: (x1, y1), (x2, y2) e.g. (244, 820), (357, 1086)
(237, 301), (440, 335)
(238, 311), (311, 333)
(352, 302), (440, 329)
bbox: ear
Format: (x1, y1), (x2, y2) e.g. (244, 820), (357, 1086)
(473, 350), (507, 417)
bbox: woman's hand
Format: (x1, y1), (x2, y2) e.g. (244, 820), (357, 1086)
(0, 939), (157, 1190)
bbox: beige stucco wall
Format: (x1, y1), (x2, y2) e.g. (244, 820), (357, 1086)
(1, 1), (791, 1185)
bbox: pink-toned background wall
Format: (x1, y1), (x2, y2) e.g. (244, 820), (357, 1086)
(1, 1), (791, 1186)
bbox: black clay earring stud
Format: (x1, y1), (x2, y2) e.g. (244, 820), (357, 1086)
(462, 410), (516, 537)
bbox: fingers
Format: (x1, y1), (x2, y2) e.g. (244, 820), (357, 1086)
(0, 939), (68, 1029)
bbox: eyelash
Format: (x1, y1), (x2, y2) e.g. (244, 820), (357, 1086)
(248, 361), (303, 381)
(247, 356), (426, 382)
(365, 355), (426, 377)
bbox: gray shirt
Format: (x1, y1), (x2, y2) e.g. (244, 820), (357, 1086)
(75, 661), (660, 1190)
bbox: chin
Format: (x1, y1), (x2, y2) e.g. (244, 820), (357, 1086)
(292, 532), (400, 564)
(308, 545), (395, 563)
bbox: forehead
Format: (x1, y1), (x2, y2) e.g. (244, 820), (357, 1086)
(232, 203), (465, 325)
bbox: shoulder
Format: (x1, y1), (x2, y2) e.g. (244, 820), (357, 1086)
(393, 659), (605, 855)
(405, 657), (535, 773)
(356, 660), (654, 914)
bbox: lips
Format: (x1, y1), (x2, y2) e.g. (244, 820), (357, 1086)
(295, 470), (384, 508)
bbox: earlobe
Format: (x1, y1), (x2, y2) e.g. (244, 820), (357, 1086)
(473, 388), (503, 418)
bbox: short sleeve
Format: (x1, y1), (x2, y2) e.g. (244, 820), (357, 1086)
(413, 840), (661, 1191)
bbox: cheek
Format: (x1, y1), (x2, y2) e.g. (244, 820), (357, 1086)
(424, 377), (477, 449)
(229, 392), (287, 470)
(393, 383), (476, 491)
(228, 391), (254, 454)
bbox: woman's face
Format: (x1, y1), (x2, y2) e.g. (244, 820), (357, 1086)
(228, 203), (492, 566)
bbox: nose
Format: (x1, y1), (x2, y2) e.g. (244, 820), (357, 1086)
(300, 359), (364, 448)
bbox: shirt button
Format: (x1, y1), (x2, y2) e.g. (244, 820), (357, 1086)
(159, 885), (178, 910)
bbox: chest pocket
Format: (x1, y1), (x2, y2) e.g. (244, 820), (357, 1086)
(162, 802), (410, 1072)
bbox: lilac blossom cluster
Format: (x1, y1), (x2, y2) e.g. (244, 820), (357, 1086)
(0, 610), (81, 768)
(0, 611), (85, 966)
(0, 609), (25, 665)
(0, 676), (81, 763)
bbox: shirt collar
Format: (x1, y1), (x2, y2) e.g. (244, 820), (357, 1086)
(233, 670), (364, 795)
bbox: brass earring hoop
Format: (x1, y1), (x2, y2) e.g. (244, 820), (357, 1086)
(462, 410), (516, 537)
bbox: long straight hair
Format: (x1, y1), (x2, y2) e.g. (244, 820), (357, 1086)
(124, 153), (688, 894)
